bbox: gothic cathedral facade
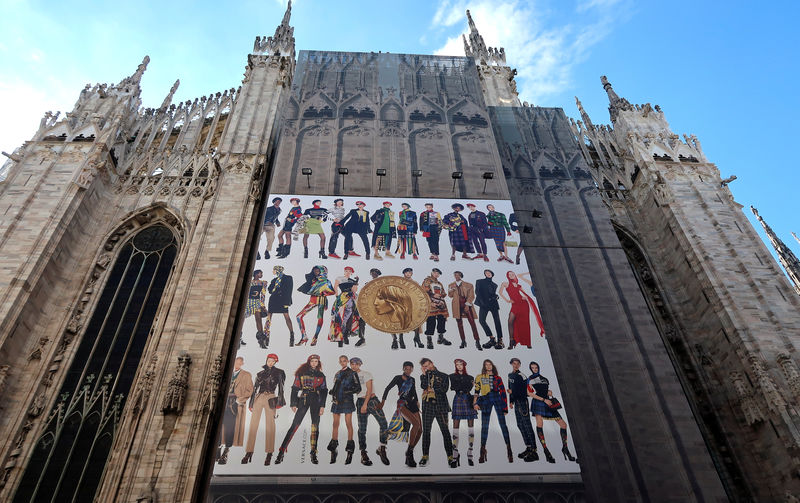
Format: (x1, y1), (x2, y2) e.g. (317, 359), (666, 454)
(0, 4), (798, 502)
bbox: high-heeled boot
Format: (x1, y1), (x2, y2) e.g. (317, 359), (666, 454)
(304, 246), (309, 258)
(310, 449), (318, 464)
(467, 447), (474, 466)
(327, 439), (339, 464)
(543, 446), (555, 463)
(241, 451), (253, 464)
(289, 332), (295, 347)
(426, 336), (434, 349)
(506, 443), (514, 463)
(405, 447), (417, 467)
(398, 333), (406, 349)
(562, 445), (576, 461)
(218, 447), (229, 465)
(479, 446), (487, 463)
(264, 452), (272, 465)
(275, 450), (285, 464)
(413, 333), (423, 348)
(319, 249), (327, 259)
(345, 440), (356, 464)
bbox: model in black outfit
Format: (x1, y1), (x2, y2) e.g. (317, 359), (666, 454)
(266, 265), (293, 346)
(475, 269), (505, 349)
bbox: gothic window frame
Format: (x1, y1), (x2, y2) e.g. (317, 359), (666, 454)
(11, 205), (185, 503)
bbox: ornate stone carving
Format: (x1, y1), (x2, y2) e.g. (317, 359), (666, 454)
(777, 353), (800, 401)
(27, 392), (46, 418)
(730, 371), (764, 425)
(131, 354), (158, 419)
(162, 353), (192, 415)
(28, 337), (48, 360)
(0, 365), (10, 396)
(747, 353), (786, 412)
(202, 355), (223, 415)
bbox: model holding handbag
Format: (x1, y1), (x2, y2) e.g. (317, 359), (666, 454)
(526, 361), (576, 463)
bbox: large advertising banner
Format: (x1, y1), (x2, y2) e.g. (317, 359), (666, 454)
(212, 195), (579, 476)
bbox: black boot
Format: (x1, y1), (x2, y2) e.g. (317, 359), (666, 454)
(361, 449), (373, 466)
(275, 244), (284, 258)
(328, 439), (339, 464)
(241, 451), (253, 464)
(310, 449), (318, 464)
(345, 440), (356, 464)
(289, 332), (295, 347)
(543, 447), (555, 463)
(275, 450), (285, 464)
(215, 446), (222, 461)
(459, 340), (467, 349)
(438, 334), (452, 346)
(405, 447), (417, 467)
(482, 337), (497, 349)
(524, 448), (539, 462)
(398, 334), (406, 349)
(376, 445), (390, 465)
(427, 336), (434, 349)
(413, 333), (423, 348)
(265, 249), (270, 259)
(475, 339), (483, 351)
(218, 447), (229, 465)
(391, 335), (399, 350)
(304, 246), (309, 258)
(355, 336), (366, 347)
(265, 452), (273, 465)
(562, 445), (576, 461)
(319, 249), (327, 259)
(495, 338), (505, 349)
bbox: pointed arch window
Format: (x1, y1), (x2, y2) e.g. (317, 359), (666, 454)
(14, 224), (178, 503)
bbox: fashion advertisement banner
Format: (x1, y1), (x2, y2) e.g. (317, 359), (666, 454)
(212, 194), (579, 477)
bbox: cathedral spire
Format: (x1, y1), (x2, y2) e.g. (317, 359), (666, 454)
(467, 9), (478, 32)
(462, 34), (472, 58)
(600, 75), (632, 121)
(252, 0), (295, 57)
(751, 206), (800, 295)
(159, 79), (180, 111)
(793, 232), (800, 247)
(575, 96), (594, 130)
(119, 56), (149, 88)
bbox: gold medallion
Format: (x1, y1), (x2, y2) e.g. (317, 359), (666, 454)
(357, 275), (431, 333)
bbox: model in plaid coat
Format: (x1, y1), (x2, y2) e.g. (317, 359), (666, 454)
(419, 358), (458, 468)
(474, 359), (513, 464)
(442, 203), (474, 260)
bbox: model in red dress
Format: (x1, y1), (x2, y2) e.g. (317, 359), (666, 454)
(499, 271), (545, 348)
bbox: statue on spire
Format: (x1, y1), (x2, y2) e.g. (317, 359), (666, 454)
(462, 9), (507, 66)
(575, 96), (594, 130)
(159, 79), (180, 111)
(600, 75), (632, 121)
(793, 232), (800, 247)
(252, 0), (295, 57)
(751, 206), (800, 295)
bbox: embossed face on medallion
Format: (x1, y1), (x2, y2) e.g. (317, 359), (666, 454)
(357, 276), (430, 333)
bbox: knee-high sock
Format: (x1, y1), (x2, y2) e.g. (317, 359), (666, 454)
(536, 426), (547, 448)
(452, 430), (460, 451)
(560, 427), (568, 447)
(468, 425), (475, 449)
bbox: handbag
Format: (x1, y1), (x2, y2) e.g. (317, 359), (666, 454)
(548, 396), (562, 410)
(268, 395), (286, 409)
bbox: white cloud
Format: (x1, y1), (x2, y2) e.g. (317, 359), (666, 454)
(431, 0), (627, 104)
(0, 77), (78, 154)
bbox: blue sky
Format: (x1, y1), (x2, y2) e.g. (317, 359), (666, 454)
(1, 0), (798, 267)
